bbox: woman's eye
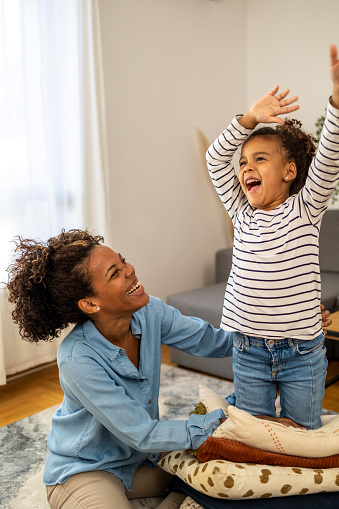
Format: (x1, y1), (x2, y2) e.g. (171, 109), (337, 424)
(110, 270), (118, 280)
(118, 254), (126, 264)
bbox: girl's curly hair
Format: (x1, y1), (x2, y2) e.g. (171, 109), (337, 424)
(7, 229), (104, 343)
(244, 119), (317, 195)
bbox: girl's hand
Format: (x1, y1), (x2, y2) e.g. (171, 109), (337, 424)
(320, 303), (332, 335)
(329, 44), (339, 109)
(238, 86), (299, 129)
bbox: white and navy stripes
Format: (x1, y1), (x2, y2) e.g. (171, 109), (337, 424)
(206, 102), (339, 340)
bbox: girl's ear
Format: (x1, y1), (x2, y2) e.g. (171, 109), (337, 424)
(284, 162), (297, 182)
(78, 297), (100, 315)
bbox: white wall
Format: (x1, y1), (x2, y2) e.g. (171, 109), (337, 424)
(97, 0), (339, 303)
(98, 0), (247, 300)
(246, 0), (339, 143)
(246, 0), (339, 210)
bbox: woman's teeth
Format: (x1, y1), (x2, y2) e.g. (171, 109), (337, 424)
(127, 280), (141, 295)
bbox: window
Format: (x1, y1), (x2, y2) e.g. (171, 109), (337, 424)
(0, 0), (85, 282)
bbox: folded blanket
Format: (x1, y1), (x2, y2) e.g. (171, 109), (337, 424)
(197, 436), (339, 468)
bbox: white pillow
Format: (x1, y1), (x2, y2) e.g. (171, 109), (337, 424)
(213, 403), (339, 458)
(159, 450), (339, 500)
(198, 385), (230, 415)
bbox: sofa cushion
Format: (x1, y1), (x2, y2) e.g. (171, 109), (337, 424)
(215, 247), (233, 284)
(167, 282), (225, 328)
(319, 210), (339, 273)
(320, 272), (339, 311)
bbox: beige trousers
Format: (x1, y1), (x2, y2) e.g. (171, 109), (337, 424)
(46, 465), (185, 509)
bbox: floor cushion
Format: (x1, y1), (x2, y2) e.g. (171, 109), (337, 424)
(159, 450), (339, 500)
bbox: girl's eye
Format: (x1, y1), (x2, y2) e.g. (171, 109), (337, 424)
(257, 156), (265, 162)
(239, 161), (246, 167)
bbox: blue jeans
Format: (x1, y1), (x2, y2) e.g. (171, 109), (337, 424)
(229, 332), (327, 429)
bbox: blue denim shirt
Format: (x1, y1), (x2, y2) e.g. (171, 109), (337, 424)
(44, 296), (233, 489)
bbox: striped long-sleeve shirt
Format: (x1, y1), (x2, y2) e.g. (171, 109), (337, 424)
(206, 100), (339, 340)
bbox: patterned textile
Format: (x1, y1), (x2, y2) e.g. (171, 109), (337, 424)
(213, 405), (339, 457)
(170, 477), (339, 509)
(159, 449), (339, 500)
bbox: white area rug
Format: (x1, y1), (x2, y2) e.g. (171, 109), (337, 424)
(0, 364), (235, 509)
(179, 496), (203, 509)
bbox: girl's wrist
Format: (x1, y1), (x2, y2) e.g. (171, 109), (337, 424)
(331, 86), (339, 109)
(238, 111), (257, 129)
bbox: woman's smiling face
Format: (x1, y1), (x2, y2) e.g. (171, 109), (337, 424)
(87, 245), (149, 317)
(239, 136), (295, 211)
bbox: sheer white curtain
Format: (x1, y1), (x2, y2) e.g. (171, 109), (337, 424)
(0, 0), (110, 385)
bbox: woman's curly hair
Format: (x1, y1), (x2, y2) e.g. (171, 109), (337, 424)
(244, 119), (317, 195)
(7, 229), (104, 343)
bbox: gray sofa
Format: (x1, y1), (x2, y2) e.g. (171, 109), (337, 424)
(167, 209), (339, 380)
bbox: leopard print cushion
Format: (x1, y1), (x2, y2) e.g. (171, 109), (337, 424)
(159, 450), (339, 500)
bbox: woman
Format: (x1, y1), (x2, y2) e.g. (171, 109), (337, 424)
(7, 229), (233, 509)
(7, 229), (331, 509)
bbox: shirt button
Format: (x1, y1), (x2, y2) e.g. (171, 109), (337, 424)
(267, 340), (275, 346)
(148, 399), (152, 404)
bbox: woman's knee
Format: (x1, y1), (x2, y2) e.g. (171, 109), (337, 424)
(46, 471), (130, 509)
(128, 464), (173, 499)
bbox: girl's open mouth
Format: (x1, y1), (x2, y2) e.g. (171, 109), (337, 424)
(246, 178), (261, 193)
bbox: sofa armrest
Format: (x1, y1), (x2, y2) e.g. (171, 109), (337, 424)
(215, 247), (233, 283)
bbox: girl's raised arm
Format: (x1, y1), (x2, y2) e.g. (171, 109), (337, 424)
(330, 44), (339, 108)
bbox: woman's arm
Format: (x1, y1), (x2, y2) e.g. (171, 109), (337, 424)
(157, 297), (233, 359)
(60, 356), (225, 453)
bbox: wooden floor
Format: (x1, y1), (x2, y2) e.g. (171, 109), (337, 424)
(1, 345), (339, 427)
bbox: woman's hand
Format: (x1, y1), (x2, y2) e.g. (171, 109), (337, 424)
(238, 86), (299, 129)
(320, 303), (332, 335)
(255, 415), (305, 429)
(329, 44), (339, 109)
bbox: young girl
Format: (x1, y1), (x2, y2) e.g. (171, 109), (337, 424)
(206, 44), (339, 429)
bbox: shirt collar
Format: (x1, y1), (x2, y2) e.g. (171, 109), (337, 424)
(130, 313), (142, 337)
(81, 312), (143, 358)
(82, 320), (120, 360)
